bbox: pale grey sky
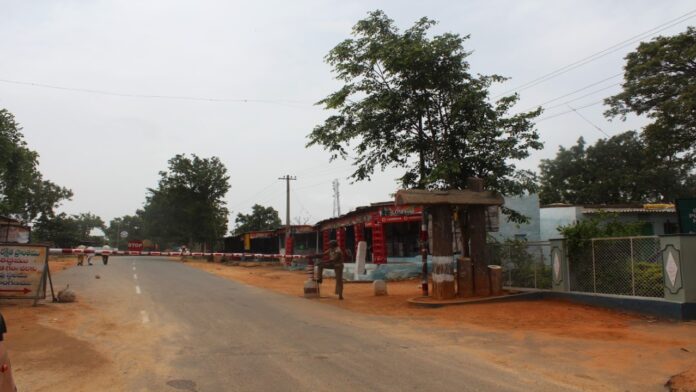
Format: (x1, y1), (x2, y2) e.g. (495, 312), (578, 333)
(1, 0), (694, 231)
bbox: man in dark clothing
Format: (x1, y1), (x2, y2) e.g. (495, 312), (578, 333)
(318, 240), (344, 300)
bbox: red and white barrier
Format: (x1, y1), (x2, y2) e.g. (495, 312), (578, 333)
(48, 248), (308, 260)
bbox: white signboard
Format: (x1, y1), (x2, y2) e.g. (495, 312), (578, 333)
(0, 244), (48, 299)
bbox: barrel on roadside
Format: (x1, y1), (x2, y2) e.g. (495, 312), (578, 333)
(488, 265), (503, 296)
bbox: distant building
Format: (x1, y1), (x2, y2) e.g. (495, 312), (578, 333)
(489, 194), (541, 243)
(223, 225), (318, 255)
(540, 204), (678, 240)
(222, 194), (544, 262)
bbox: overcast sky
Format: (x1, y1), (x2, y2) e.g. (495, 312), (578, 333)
(1, 0), (694, 231)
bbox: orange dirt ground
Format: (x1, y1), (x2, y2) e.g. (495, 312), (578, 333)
(0, 257), (127, 391)
(4, 256), (696, 391)
(185, 260), (696, 390)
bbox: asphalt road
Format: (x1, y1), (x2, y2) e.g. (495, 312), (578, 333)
(55, 257), (580, 392)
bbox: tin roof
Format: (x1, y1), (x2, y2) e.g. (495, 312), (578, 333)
(583, 207), (675, 214)
(395, 189), (504, 206)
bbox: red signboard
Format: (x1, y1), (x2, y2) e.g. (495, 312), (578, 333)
(127, 240), (143, 252)
(380, 215), (422, 224)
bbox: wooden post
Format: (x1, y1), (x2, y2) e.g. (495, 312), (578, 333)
(489, 265), (503, 296)
(457, 257), (474, 297)
(467, 177), (491, 296)
(431, 205), (456, 300)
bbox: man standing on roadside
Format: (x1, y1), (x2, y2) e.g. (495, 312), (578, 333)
(318, 240), (344, 300)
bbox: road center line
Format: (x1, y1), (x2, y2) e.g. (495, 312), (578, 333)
(132, 266), (136, 271)
(135, 285), (141, 295)
(133, 273), (138, 280)
(140, 310), (150, 324)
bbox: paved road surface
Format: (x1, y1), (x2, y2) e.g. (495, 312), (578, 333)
(54, 257), (580, 391)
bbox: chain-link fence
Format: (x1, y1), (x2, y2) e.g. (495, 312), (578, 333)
(486, 241), (552, 289)
(568, 236), (664, 298)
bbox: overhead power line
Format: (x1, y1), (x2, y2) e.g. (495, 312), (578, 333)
(0, 77), (311, 106)
(566, 105), (610, 137)
(495, 8), (696, 98)
(541, 83), (621, 112)
(522, 73), (622, 112)
(536, 100), (604, 122)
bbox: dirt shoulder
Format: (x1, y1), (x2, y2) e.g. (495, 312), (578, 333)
(184, 260), (696, 391)
(1, 257), (123, 391)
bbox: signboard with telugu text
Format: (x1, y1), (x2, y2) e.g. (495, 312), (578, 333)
(0, 243), (48, 300)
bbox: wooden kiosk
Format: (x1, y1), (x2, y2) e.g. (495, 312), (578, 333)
(395, 178), (504, 300)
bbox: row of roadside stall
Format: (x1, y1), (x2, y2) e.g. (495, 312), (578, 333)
(223, 201), (498, 265)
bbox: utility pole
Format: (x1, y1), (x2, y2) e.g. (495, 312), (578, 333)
(278, 175), (297, 244)
(332, 179), (341, 217)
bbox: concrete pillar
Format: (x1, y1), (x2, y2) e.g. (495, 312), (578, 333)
(550, 238), (569, 292)
(457, 257), (474, 297)
(659, 235), (696, 303)
(467, 177), (490, 296)
(431, 205), (456, 300)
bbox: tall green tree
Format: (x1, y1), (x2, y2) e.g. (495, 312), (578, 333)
(105, 213), (144, 249)
(605, 27), (696, 164)
(0, 109), (72, 222)
(539, 131), (695, 205)
(73, 212), (105, 241)
(307, 11), (542, 203)
(141, 154), (230, 249)
(233, 204), (282, 235)
(33, 212), (105, 247)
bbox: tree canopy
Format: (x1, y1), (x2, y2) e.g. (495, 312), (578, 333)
(233, 204), (282, 235)
(605, 27), (696, 164)
(105, 213), (144, 249)
(33, 212), (105, 247)
(0, 109), (72, 223)
(307, 11), (542, 199)
(539, 131), (695, 205)
(141, 154), (230, 249)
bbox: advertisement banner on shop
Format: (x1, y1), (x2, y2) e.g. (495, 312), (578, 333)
(0, 243), (48, 300)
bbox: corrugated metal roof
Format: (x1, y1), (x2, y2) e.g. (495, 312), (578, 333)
(583, 207), (675, 214)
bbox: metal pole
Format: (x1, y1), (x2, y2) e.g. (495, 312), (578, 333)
(508, 244), (512, 286)
(116, 221), (120, 250)
(535, 246), (540, 289)
(285, 175), (290, 232)
(592, 239), (597, 293)
(630, 237), (635, 296)
(420, 209), (429, 296)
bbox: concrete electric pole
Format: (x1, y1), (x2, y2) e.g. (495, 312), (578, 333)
(278, 174), (297, 241)
(332, 179), (341, 217)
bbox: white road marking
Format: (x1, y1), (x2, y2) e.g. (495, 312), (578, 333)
(132, 266), (136, 271)
(140, 310), (150, 324)
(133, 273), (138, 280)
(135, 285), (141, 295)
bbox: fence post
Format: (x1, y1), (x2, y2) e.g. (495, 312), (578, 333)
(535, 246), (540, 289)
(630, 237), (636, 296)
(508, 245), (513, 286)
(591, 239), (597, 293)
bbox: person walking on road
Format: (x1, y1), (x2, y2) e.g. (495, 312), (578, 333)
(318, 240), (344, 300)
(101, 245), (110, 265)
(76, 245), (86, 266)
(86, 246), (95, 266)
